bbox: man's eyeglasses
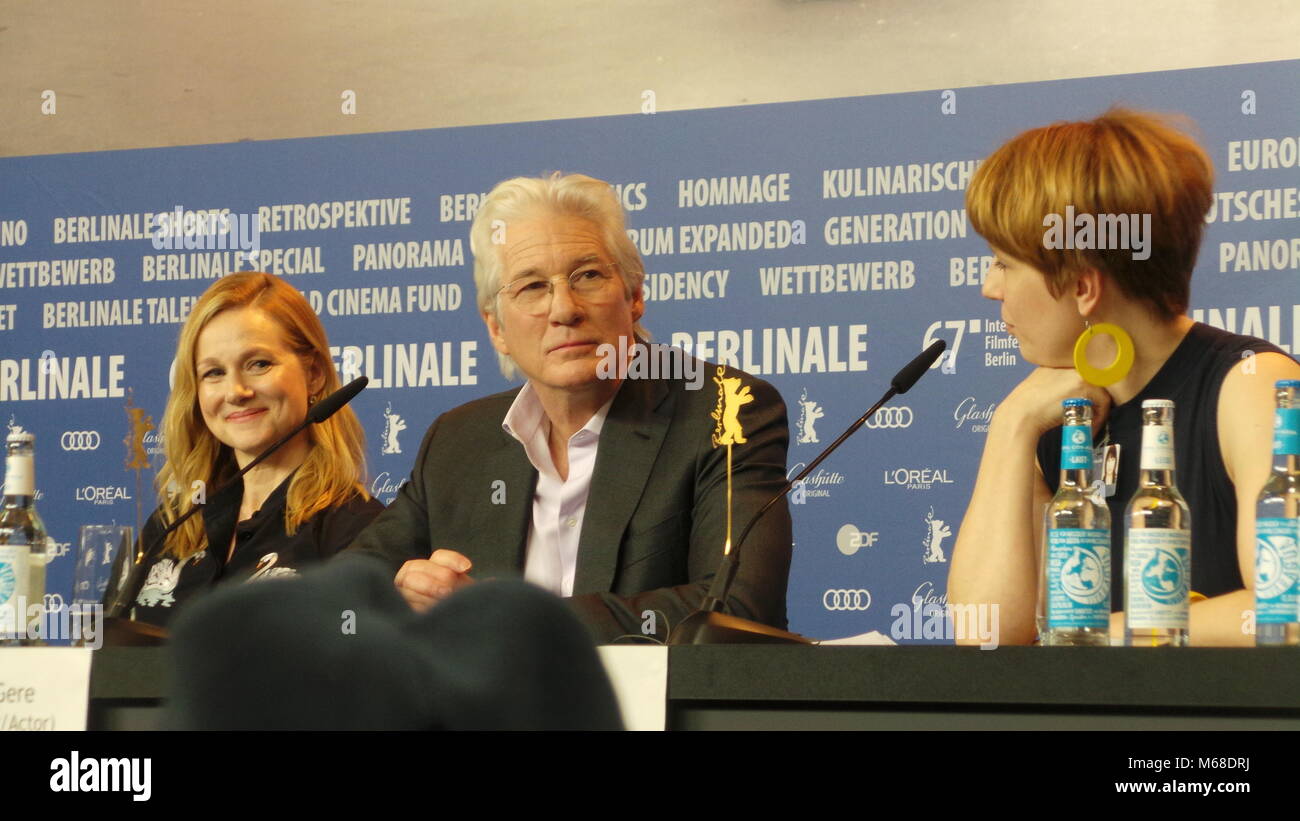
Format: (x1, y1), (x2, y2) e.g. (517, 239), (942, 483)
(497, 263), (621, 315)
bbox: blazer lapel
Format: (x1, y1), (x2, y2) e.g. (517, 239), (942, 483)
(572, 377), (673, 595)
(467, 427), (536, 580)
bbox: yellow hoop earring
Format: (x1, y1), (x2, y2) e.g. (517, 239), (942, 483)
(1073, 321), (1134, 386)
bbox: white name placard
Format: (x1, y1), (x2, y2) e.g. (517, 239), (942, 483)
(0, 648), (93, 731)
(598, 645), (668, 731)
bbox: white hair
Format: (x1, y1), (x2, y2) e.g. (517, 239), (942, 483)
(469, 172), (648, 380)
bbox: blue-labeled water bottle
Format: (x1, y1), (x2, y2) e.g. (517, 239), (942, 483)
(1255, 379), (1300, 647)
(1043, 398), (1111, 646)
(1124, 400), (1190, 647)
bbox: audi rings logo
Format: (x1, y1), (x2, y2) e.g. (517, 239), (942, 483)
(864, 407), (913, 429)
(44, 593), (64, 611)
(61, 430), (101, 451)
(823, 589), (872, 611)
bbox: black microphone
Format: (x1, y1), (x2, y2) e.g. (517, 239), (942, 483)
(105, 376), (369, 621)
(668, 341), (946, 645)
(892, 339), (947, 393)
(308, 375), (367, 424)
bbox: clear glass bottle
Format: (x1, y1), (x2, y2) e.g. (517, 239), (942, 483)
(1043, 398), (1112, 646)
(0, 429), (48, 646)
(1255, 380), (1300, 647)
(1124, 400), (1190, 647)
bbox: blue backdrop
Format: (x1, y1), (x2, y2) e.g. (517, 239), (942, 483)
(2, 58), (1297, 641)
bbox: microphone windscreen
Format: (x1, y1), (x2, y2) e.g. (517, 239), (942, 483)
(308, 376), (369, 424)
(891, 340), (946, 394)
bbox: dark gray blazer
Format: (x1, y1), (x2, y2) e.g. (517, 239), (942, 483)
(347, 364), (793, 643)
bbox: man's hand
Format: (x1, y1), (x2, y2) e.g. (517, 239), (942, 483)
(1001, 367), (1113, 437)
(394, 549), (474, 612)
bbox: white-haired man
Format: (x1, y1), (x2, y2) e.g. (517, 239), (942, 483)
(348, 173), (792, 642)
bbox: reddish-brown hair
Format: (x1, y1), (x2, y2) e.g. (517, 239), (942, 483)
(966, 108), (1213, 319)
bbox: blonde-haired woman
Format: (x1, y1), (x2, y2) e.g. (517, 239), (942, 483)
(118, 272), (382, 626)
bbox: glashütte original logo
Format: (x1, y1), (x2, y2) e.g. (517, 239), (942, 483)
(912, 580), (948, 609)
(953, 396), (996, 433)
(143, 430), (165, 457)
(785, 462), (845, 500)
(883, 466), (953, 491)
(370, 472), (408, 505)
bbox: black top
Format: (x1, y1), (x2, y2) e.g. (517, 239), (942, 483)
(116, 473), (384, 628)
(1039, 322), (1289, 606)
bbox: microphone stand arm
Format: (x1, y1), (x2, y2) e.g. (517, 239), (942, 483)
(697, 387), (897, 614)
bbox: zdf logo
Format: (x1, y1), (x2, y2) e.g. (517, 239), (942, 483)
(836, 524), (878, 556)
(60, 431), (100, 451)
(823, 589), (872, 611)
(864, 406), (913, 429)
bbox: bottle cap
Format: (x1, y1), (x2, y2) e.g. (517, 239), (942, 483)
(1275, 380), (1300, 389)
(1062, 398), (1092, 407)
(1141, 399), (1174, 409)
(5, 430), (34, 445)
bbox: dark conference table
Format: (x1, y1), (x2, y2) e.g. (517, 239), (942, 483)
(90, 645), (1300, 730)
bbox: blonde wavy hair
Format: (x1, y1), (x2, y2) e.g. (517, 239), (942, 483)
(156, 272), (369, 560)
(966, 107), (1214, 321)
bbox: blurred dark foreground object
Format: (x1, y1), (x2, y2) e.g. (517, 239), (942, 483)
(166, 554), (622, 730)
